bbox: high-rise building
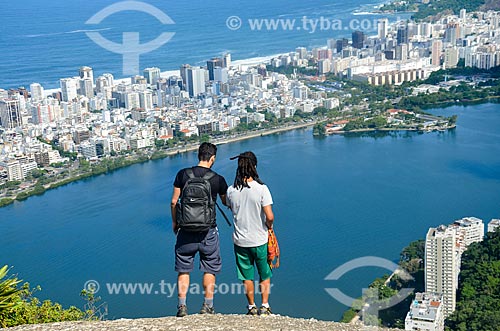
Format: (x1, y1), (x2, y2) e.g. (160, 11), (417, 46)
(30, 83), (44, 101)
(431, 40), (443, 66)
(460, 8), (467, 20)
(131, 75), (147, 85)
(223, 53), (232, 68)
(1, 160), (23, 181)
(102, 73), (114, 87)
(318, 59), (331, 74)
(79, 79), (94, 99)
(180, 64), (191, 91)
(327, 39), (336, 50)
(445, 23), (459, 45)
(207, 58), (224, 81)
(407, 22), (418, 39)
(296, 47), (308, 59)
(139, 91), (153, 110)
(167, 76), (183, 89)
(444, 47), (459, 69)
(397, 25), (409, 45)
(143, 67), (161, 85)
(425, 225), (460, 318)
(292, 84), (309, 100)
(395, 44), (409, 60)
(405, 292), (445, 331)
(316, 49), (332, 61)
(79, 66), (94, 84)
(488, 219), (500, 233)
(95, 76), (109, 94)
(352, 31), (365, 49)
(421, 23), (434, 38)
(213, 67), (229, 83)
(424, 218), (484, 320)
(492, 14), (500, 29)
(124, 92), (140, 110)
(31, 103), (53, 124)
(0, 99), (22, 129)
(187, 67), (207, 97)
(378, 19), (389, 39)
(60, 78), (78, 102)
(336, 39), (349, 53)
(73, 128), (91, 144)
(451, 217), (484, 248)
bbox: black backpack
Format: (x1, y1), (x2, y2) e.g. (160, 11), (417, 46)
(176, 168), (216, 232)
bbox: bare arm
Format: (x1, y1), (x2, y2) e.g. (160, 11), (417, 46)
(171, 187), (181, 234)
(263, 205), (274, 229)
(220, 194), (227, 207)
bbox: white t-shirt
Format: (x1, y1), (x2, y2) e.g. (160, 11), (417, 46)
(227, 180), (273, 247)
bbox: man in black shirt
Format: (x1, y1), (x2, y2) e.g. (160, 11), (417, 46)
(170, 142), (228, 317)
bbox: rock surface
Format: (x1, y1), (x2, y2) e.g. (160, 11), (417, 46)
(8, 315), (400, 331)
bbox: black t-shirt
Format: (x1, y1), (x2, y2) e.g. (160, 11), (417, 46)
(173, 166), (228, 202)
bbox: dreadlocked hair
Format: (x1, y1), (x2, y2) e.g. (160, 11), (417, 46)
(232, 151), (264, 190)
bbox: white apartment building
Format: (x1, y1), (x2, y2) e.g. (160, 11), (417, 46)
(424, 217), (484, 319)
(30, 83), (44, 101)
(187, 67), (207, 98)
(0, 99), (22, 129)
(60, 78), (78, 102)
(1, 160), (24, 181)
(425, 225), (461, 318)
(143, 67), (161, 85)
(0, 157), (38, 181)
(79, 141), (97, 159)
(405, 292), (445, 331)
(488, 219), (500, 233)
(451, 217), (484, 249)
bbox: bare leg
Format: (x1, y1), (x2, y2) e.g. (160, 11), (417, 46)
(178, 273), (190, 301)
(203, 273), (216, 300)
(243, 280), (255, 305)
(260, 278), (271, 305)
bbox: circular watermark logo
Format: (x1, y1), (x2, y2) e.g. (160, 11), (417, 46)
(85, 1), (176, 76)
(324, 256), (414, 325)
(84, 280), (101, 294)
(226, 16), (243, 31)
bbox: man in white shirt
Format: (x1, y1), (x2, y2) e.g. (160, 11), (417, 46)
(226, 151), (275, 316)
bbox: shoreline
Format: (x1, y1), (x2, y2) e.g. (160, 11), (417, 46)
(42, 53), (285, 95)
(0, 121), (315, 209)
(329, 124), (457, 135)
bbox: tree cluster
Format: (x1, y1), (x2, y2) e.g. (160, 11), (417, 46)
(445, 229), (500, 331)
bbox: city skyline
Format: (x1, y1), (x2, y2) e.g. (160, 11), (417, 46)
(1, 4), (500, 327)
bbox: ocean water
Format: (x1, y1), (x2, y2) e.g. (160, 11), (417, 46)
(0, 0), (405, 89)
(1, 103), (500, 321)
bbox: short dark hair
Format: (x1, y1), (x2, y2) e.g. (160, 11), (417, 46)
(198, 142), (217, 161)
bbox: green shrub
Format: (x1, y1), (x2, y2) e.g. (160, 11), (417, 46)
(0, 266), (106, 328)
(0, 266), (22, 312)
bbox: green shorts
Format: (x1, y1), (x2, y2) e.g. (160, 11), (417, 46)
(234, 244), (272, 281)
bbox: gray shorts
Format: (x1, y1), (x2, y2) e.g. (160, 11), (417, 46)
(175, 228), (222, 274)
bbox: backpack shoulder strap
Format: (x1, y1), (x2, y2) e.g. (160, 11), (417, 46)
(185, 168), (195, 179)
(202, 171), (216, 181)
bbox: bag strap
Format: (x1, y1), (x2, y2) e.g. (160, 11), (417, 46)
(186, 168), (231, 228)
(202, 171), (216, 181)
(186, 168), (216, 181)
(216, 202), (232, 227)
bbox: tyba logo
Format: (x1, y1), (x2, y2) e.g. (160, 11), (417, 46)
(85, 1), (175, 76)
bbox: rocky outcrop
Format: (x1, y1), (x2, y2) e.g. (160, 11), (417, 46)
(7, 314), (401, 331)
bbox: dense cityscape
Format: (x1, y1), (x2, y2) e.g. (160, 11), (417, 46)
(1, 9), (500, 201)
(1, 5), (500, 330)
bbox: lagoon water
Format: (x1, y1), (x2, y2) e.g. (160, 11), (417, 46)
(2, 103), (500, 321)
